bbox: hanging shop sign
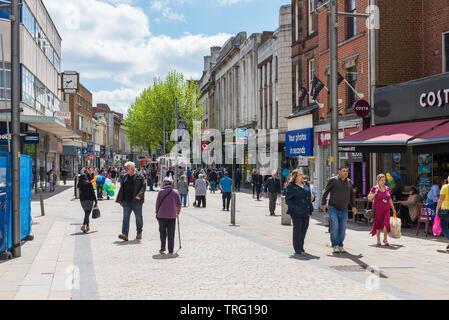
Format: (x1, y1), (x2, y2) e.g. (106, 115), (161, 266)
(0, 132), (40, 145)
(352, 100), (371, 117)
(285, 128), (313, 157)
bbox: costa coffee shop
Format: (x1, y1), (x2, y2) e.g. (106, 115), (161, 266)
(339, 72), (449, 197)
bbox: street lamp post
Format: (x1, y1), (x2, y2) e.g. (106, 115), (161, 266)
(11, 0), (21, 257)
(174, 98), (178, 190)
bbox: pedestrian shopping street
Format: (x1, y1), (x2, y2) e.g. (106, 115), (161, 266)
(0, 182), (448, 300)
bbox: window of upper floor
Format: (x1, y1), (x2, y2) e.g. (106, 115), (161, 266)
(346, 0), (357, 40)
(444, 31), (449, 73)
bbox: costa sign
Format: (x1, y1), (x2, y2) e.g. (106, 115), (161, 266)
(419, 88), (449, 108)
(352, 100), (371, 117)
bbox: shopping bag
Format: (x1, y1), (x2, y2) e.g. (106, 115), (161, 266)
(389, 213), (401, 239)
(92, 205), (101, 219)
(433, 215), (442, 236)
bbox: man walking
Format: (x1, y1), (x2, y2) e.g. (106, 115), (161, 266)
(235, 168), (242, 192)
(321, 166), (357, 253)
(255, 169), (263, 201)
(116, 162), (146, 241)
(209, 169), (218, 193)
(61, 167), (68, 185)
(264, 171), (282, 216)
(219, 171), (233, 211)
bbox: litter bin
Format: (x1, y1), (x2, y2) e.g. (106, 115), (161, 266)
(0, 152), (33, 255)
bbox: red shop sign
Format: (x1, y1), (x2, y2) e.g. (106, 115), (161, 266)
(318, 127), (361, 146)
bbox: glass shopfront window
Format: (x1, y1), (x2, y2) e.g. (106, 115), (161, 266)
(0, 63), (11, 100)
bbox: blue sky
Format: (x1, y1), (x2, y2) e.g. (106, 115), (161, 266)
(43, 0), (289, 114)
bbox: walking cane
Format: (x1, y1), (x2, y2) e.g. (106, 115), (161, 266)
(177, 215), (182, 252)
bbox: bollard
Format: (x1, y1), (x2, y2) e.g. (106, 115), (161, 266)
(281, 196), (291, 226)
(39, 191), (45, 216)
(230, 192), (236, 225)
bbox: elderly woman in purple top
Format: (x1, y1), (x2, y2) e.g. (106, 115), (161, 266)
(156, 177), (182, 255)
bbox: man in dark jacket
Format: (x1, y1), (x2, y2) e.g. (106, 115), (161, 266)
(254, 169), (263, 201)
(235, 168), (242, 192)
(264, 171), (282, 216)
(208, 169), (218, 193)
(116, 162), (146, 241)
(321, 166), (357, 253)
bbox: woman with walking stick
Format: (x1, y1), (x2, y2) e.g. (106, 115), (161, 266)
(156, 177), (182, 255)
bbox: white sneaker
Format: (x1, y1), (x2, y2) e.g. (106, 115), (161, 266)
(333, 246), (339, 253)
(338, 246), (346, 253)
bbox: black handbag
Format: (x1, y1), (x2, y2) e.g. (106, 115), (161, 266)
(92, 204), (101, 219)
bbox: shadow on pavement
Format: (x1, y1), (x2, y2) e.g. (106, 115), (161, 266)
(437, 250), (449, 254)
(152, 253), (179, 260)
(289, 253), (320, 261)
(327, 252), (388, 279)
(70, 231), (98, 236)
(31, 185), (73, 202)
(113, 239), (142, 246)
(368, 244), (404, 250)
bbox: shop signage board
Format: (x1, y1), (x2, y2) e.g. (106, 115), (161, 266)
(87, 143), (94, 153)
(374, 73), (449, 125)
(393, 153), (401, 163)
(54, 111), (71, 125)
(0, 132), (39, 145)
(236, 128), (248, 144)
(285, 128), (313, 157)
(319, 127), (360, 146)
(352, 100), (371, 117)
(100, 146), (106, 158)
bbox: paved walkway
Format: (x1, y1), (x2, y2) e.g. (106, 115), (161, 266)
(1, 181), (448, 300)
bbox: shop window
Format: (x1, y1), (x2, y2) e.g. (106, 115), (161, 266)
(346, 0), (357, 40)
(346, 66), (357, 109)
(0, 63), (11, 100)
(444, 32), (449, 73)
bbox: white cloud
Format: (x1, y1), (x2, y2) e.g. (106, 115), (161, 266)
(43, 0), (230, 113)
(149, 0), (186, 23)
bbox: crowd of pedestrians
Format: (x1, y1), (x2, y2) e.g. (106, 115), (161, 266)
(73, 160), (449, 256)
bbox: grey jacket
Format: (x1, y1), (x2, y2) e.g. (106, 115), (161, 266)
(195, 178), (208, 196)
(178, 179), (189, 195)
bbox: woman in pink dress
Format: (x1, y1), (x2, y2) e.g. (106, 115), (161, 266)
(368, 174), (397, 246)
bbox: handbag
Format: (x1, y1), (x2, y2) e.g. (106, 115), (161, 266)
(433, 215), (442, 236)
(92, 204), (101, 219)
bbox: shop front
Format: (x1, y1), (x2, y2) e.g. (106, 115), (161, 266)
(340, 72), (449, 199)
(314, 115), (364, 202)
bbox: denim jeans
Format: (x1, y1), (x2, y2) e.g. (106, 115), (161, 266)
(291, 214), (310, 253)
(328, 205), (348, 247)
(149, 178), (154, 191)
(97, 183), (104, 198)
(440, 216), (449, 240)
(210, 181), (217, 193)
(180, 194), (187, 206)
(122, 202), (143, 236)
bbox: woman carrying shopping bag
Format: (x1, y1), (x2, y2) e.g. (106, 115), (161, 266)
(436, 174), (449, 251)
(77, 173), (98, 233)
(367, 174), (397, 246)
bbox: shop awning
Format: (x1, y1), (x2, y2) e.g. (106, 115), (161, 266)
(338, 119), (447, 153)
(409, 121), (449, 153)
(0, 114), (83, 139)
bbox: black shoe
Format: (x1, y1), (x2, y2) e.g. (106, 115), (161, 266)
(227, 209), (230, 211)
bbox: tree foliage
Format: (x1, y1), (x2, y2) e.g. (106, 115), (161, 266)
(124, 70), (203, 155)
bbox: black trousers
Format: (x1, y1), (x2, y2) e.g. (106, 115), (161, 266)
(235, 180), (241, 191)
(252, 184), (256, 196)
(195, 196), (206, 207)
(291, 214), (310, 254)
(158, 218), (176, 252)
(255, 184), (262, 200)
(83, 209), (91, 226)
(222, 192), (231, 210)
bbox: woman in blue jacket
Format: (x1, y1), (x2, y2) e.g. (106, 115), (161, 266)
(285, 168), (314, 255)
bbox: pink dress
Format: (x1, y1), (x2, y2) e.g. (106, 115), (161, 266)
(370, 186), (391, 236)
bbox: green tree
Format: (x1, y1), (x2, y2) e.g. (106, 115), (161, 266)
(124, 70), (203, 156)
